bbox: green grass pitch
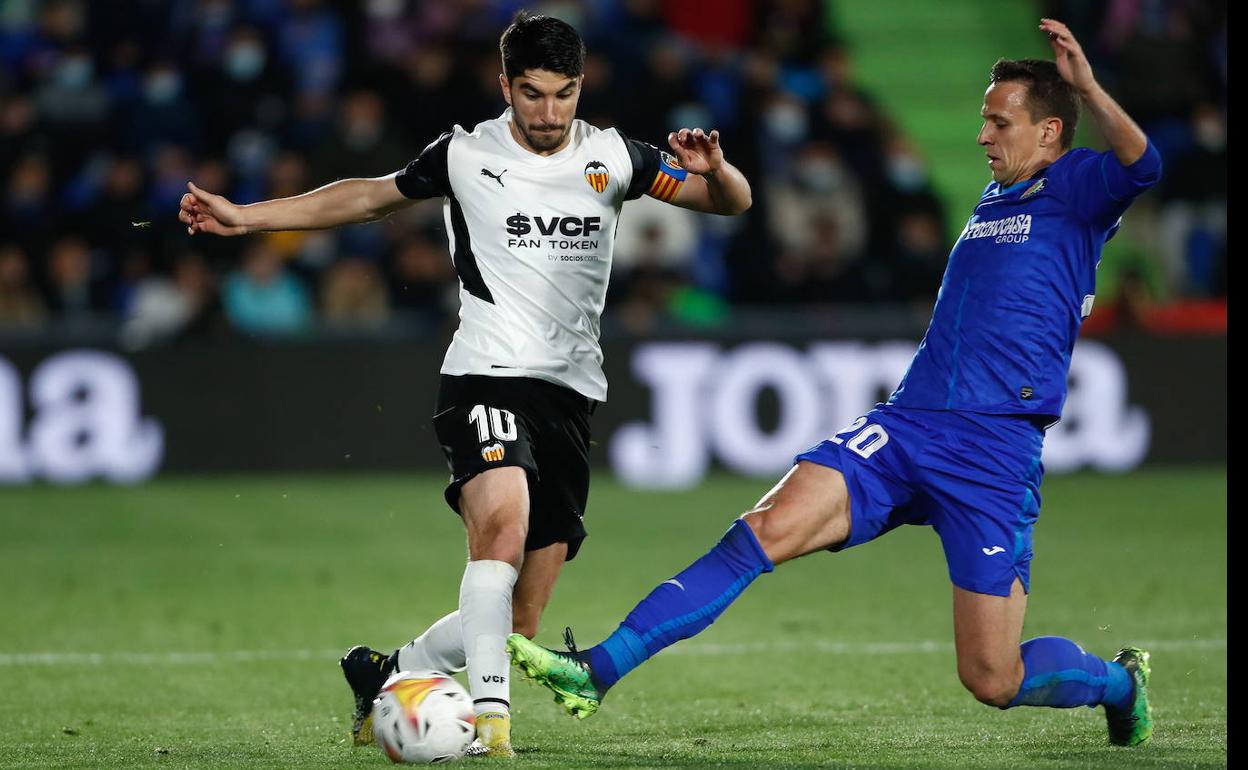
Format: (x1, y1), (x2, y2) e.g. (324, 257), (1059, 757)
(0, 467), (1225, 769)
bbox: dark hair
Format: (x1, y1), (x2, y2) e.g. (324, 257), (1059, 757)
(989, 58), (1080, 149)
(499, 11), (586, 82)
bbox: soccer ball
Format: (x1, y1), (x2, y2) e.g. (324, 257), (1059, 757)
(372, 671), (476, 764)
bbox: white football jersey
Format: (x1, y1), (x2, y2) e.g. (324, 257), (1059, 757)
(395, 110), (684, 401)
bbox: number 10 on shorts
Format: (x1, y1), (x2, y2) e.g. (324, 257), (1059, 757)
(469, 404), (518, 443)
(830, 416), (889, 459)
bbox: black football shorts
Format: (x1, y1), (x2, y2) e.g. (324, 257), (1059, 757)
(432, 374), (595, 560)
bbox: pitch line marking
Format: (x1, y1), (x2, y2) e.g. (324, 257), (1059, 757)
(0, 638), (1225, 667)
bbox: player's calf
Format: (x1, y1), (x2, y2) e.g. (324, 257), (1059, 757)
(462, 466), (530, 567)
(993, 636), (1152, 745)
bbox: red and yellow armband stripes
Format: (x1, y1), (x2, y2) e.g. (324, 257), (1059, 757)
(647, 151), (689, 202)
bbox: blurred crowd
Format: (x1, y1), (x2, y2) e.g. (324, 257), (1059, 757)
(1045, 0), (1226, 323)
(0, 0), (1226, 343)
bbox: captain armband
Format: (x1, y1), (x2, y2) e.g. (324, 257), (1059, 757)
(647, 151), (689, 202)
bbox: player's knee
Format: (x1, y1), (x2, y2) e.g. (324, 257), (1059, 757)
(958, 663), (1021, 708)
(484, 531), (527, 564)
(467, 518), (527, 565)
(740, 508), (785, 561)
(741, 498), (848, 565)
(741, 506), (811, 564)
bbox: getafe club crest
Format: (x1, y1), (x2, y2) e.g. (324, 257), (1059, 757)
(1021, 178), (1047, 199)
(584, 161), (609, 193)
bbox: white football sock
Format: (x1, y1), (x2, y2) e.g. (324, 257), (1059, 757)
(459, 559), (518, 717)
(395, 612), (466, 673)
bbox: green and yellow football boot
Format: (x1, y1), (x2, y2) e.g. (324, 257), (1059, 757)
(507, 629), (602, 719)
(1105, 646), (1153, 747)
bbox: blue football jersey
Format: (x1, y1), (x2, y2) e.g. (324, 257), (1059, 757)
(889, 143), (1162, 419)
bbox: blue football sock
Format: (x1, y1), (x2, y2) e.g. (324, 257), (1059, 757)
(587, 519), (774, 691)
(1006, 636), (1134, 709)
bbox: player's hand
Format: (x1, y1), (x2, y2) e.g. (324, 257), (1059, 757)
(667, 128), (723, 177)
(1040, 18), (1097, 95)
(178, 181), (248, 236)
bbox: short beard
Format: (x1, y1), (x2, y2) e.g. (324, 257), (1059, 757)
(519, 121), (569, 153)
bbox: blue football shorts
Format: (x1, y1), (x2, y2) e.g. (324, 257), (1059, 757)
(796, 404), (1045, 597)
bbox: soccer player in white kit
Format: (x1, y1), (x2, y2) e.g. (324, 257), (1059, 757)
(178, 11), (752, 757)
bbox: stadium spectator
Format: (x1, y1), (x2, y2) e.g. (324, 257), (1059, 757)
(613, 195), (700, 276)
(222, 241), (312, 335)
(0, 96), (38, 179)
(0, 244), (45, 326)
(259, 151), (338, 267)
(277, 0), (346, 145)
(33, 46), (110, 163)
(0, 0), (1223, 334)
(126, 61), (200, 153)
(610, 196), (701, 332)
(120, 251), (221, 347)
(77, 156), (146, 248)
(195, 25), (292, 155)
(1157, 103), (1226, 297)
(42, 236), (108, 320)
(1045, 0), (1226, 300)
(384, 229), (453, 327)
(2, 153), (55, 254)
(886, 209), (947, 305)
(320, 257), (390, 328)
(766, 141), (868, 300)
(311, 89), (413, 183)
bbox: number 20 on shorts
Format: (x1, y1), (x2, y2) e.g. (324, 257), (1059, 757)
(830, 417), (890, 459)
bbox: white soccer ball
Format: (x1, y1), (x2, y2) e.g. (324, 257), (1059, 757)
(372, 671), (475, 764)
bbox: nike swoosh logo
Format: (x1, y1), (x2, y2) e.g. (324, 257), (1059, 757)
(662, 579), (685, 591)
(981, 546), (1006, 556)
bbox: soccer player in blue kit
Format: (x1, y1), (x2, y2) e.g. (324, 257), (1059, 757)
(508, 19), (1162, 747)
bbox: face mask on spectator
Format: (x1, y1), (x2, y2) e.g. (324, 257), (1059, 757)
(367, 0), (404, 19)
(199, 0), (232, 29)
(55, 56), (93, 89)
(345, 121), (382, 150)
(887, 154), (927, 192)
(796, 160), (845, 192)
(765, 103), (808, 144)
(144, 71), (182, 104)
(1194, 115), (1225, 152)
(225, 43), (266, 82)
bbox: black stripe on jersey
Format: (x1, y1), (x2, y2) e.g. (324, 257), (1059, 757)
(447, 192), (495, 304)
(395, 131), (452, 199)
(619, 131), (661, 201)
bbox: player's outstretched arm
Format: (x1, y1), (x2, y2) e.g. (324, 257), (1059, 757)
(177, 174), (414, 236)
(663, 128), (752, 215)
(1041, 18), (1148, 166)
